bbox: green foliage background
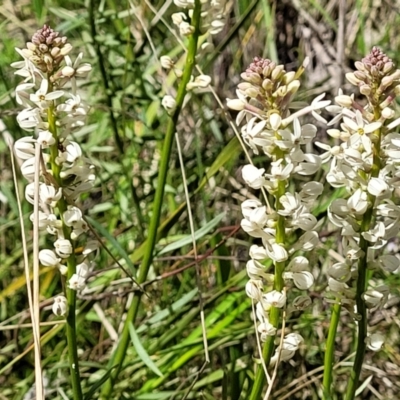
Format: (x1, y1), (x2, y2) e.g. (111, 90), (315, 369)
(1, 0), (400, 399)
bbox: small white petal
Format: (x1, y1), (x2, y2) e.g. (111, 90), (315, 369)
(366, 333), (385, 351)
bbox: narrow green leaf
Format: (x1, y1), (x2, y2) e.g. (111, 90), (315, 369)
(85, 216), (136, 273)
(137, 288), (198, 332)
(32, 0), (45, 22)
(84, 366), (118, 400)
(158, 212), (226, 255)
(129, 322), (163, 377)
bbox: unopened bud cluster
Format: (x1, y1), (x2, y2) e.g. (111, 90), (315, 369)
(228, 57), (330, 362)
(12, 25), (97, 316)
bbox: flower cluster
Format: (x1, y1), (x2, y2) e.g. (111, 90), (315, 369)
(228, 57), (329, 363)
(173, 0), (226, 36)
(323, 47), (400, 348)
(13, 25), (95, 315)
(161, 1), (225, 111)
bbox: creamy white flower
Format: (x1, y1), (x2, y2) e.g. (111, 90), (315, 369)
(46, 214), (63, 235)
(284, 270), (314, 290)
(186, 74), (212, 90)
(14, 137), (36, 160)
(335, 94), (353, 108)
(25, 182), (38, 205)
(20, 157), (38, 181)
(278, 193), (301, 216)
(39, 184), (62, 206)
(30, 79), (64, 109)
(54, 238), (73, 258)
(294, 153), (321, 176)
(17, 108), (41, 131)
(379, 255), (400, 272)
(366, 333), (385, 351)
(249, 244), (268, 260)
(367, 177), (391, 198)
(257, 321), (277, 341)
(342, 111), (381, 136)
(245, 279), (263, 300)
(160, 56), (174, 69)
(70, 220), (88, 240)
(52, 295), (67, 316)
(161, 95), (177, 114)
(246, 259), (273, 281)
(291, 231), (319, 252)
(347, 189), (368, 215)
(173, 0), (194, 8)
(15, 83), (35, 106)
(171, 12), (187, 26)
(270, 332), (304, 365)
(76, 262), (90, 278)
(242, 164), (266, 189)
(362, 221), (386, 244)
(57, 141), (82, 165)
(241, 199), (263, 219)
(299, 181), (324, 202)
(292, 211), (317, 231)
(262, 290), (286, 308)
(269, 113), (282, 130)
(226, 98), (246, 111)
(37, 130), (55, 147)
(39, 249), (61, 267)
(268, 160), (293, 181)
(288, 256), (309, 271)
(30, 211), (51, 230)
(327, 262), (351, 282)
(264, 241), (288, 262)
(240, 218), (265, 238)
(63, 206), (83, 226)
(179, 21), (195, 36)
(68, 273), (86, 290)
(363, 285), (389, 308)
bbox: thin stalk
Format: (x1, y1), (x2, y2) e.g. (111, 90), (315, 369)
(47, 105), (83, 400)
(322, 302), (341, 399)
(100, 2), (202, 398)
(345, 211), (372, 400)
(249, 177), (286, 400)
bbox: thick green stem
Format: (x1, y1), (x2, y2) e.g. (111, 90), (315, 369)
(99, 3), (202, 398)
(249, 177), (286, 400)
(322, 302), (341, 399)
(48, 105), (83, 400)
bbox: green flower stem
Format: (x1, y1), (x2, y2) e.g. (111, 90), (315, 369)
(47, 105), (83, 400)
(99, 2), (202, 398)
(249, 177), (286, 400)
(345, 203), (374, 400)
(322, 302), (341, 399)
(346, 107), (382, 400)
